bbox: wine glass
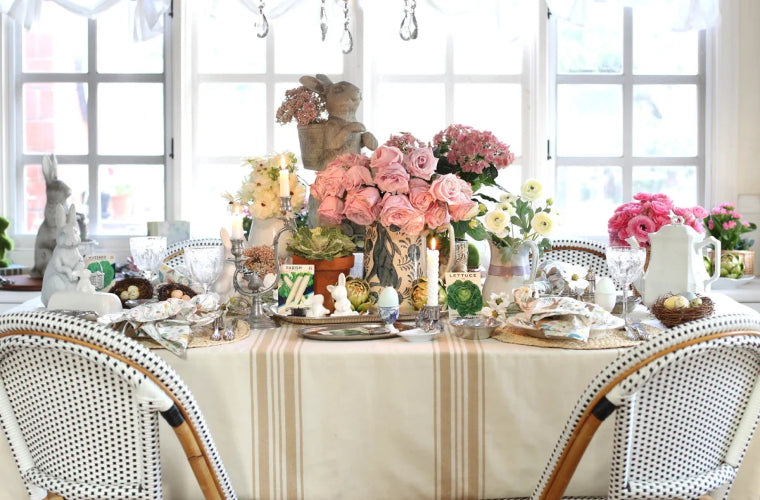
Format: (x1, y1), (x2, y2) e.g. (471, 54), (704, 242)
(129, 236), (167, 283)
(605, 245), (647, 334)
(184, 245), (226, 294)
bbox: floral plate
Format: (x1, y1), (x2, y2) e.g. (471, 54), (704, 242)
(507, 313), (624, 340)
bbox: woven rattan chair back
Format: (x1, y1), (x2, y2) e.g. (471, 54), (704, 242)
(161, 238), (223, 270)
(0, 311), (236, 500)
(531, 314), (760, 500)
(541, 238), (609, 278)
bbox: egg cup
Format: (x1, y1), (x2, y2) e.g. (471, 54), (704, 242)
(378, 305), (400, 332)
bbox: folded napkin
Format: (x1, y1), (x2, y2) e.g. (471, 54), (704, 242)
(512, 287), (615, 341)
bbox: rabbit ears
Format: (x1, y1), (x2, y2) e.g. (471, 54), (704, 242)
(54, 204), (77, 228)
(42, 154), (58, 183)
(326, 273), (346, 292)
(299, 74), (333, 94)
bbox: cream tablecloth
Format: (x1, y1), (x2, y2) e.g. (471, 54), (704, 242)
(0, 294), (759, 499)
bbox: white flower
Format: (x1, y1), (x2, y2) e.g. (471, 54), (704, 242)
(497, 202), (516, 216)
(479, 292), (510, 320)
(499, 193), (520, 204)
(521, 179), (543, 200)
(250, 190), (279, 219)
(561, 264), (589, 295)
(484, 210), (509, 234)
(531, 212), (554, 235)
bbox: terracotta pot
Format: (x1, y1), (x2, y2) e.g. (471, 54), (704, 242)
(293, 254), (355, 313)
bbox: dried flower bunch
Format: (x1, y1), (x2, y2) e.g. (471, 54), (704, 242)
(608, 193), (707, 247)
(704, 202), (757, 251)
(275, 86), (327, 127)
(243, 245), (277, 275)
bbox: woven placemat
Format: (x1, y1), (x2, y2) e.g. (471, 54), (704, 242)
(492, 322), (662, 350)
(132, 319), (251, 350)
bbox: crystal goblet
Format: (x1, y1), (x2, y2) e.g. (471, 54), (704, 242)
(129, 236), (167, 283)
(185, 245), (226, 294)
(605, 246), (647, 335)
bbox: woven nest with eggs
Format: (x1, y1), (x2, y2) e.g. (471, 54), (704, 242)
(156, 283), (197, 302)
(650, 293), (714, 328)
(110, 277), (154, 305)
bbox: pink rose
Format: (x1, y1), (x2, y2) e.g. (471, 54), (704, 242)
(345, 164), (373, 191)
(425, 201), (450, 229)
(317, 195), (345, 225)
(401, 211), (427, 235)
(378, 194), (418, 229)
(370, 145), (404, 170)
(404, 147), (438, 180)
(374, 162), (410, 194)
(429, 173), (463, 204)
(409, 178), (434, 211)
(449, 197), (477, 222)
(311, 166), (346, 201)
(343, 187), (381, 226)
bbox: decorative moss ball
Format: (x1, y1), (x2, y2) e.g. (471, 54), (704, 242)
(467, 242), (480, 268)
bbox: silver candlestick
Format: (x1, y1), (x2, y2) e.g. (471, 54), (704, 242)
(416, 304), (442, 332)
(231, 196), (297, 329)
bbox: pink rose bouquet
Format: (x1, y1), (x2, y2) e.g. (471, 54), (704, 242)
(608, 192), (707, 247)
(310, 140), (477, 236)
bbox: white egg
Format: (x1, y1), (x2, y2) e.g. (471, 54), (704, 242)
(595, 277), (616, 294)
(377, 287), (400, 308)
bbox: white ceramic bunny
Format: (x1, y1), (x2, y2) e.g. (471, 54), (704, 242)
(41, 204), (85, 306)
(30, 155), (72, 278)
(213, 227), (237, 304)
(327, 273), (358, 316)
(304, 294), (330, 318)
(299, 74), (378, 171)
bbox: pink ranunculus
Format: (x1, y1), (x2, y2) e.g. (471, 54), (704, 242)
(409, 178), (435, 211)
(404, 147), (438, 180)
(425, 201), (450, 229)
(429, 173), (463, 204)
(648, 199), (673, 216)
(311, 165), (347, 200)
(627, 215), (656, 245)
(317, 195), (345, 225)
(633, 192), (653, 202)
(343, 187), (381, 226)
(691, 205), (708, 219)
(374, 162), (410, 194)
(378, 194), (418, 229)
(344, 164), (373, 191)
(370, 145), (404, 170)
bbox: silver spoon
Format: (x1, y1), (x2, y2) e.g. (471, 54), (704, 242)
(223, 317), (235, 341)
(210, 314), (222, 341)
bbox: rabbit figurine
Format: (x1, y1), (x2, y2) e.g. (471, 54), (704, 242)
(41, 204), (85, 306)
(299, 74), (378, 171)
(304, 294), (330, 318)
(213, 227), (237, 303)
(327, 273), (358, 316)
(30, 155), (72, 278)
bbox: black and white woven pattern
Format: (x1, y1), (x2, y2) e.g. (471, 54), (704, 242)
(161, 238), (223, 270)
(541, 238), (610, 278)
(529, 313), (760, 500)
(0, 311), (236, 499)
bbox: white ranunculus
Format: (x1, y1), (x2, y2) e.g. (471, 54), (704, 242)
(531, 212), (554, 235)
(521, 179), (543, 200)
(485, 210), (509, 234)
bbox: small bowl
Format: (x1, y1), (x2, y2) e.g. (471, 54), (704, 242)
(450, 316), (502, 340)
(398, 328), (440, 342)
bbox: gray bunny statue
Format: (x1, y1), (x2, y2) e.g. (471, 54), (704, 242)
(299, 74), (378, 171)
(41, 204), (85, 306)
(30, 155), (72, 278)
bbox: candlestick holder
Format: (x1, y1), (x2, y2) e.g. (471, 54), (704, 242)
(231, 196), (297, 329)
(415, 304), (442, 332)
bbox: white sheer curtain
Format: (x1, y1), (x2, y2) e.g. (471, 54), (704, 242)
(546, 0), (720, 31)
(0, 0), (170, 39)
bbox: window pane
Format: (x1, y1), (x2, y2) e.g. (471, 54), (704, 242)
(557, 85), (622, 156)
(633, 166), (697, 206)
(99, 164), (165, 235)
(196, 1), (266, 73)
(556, 4), (622, 74)
(197, 83), (266, 156)
(556, 166), (622, 236)
(633, 85), (697, 157)
(633, 7), (698, 75)
(188, 163), (247, 237)
(22, 164), (87, 234)
(22, 2), (87, 73)
(97, 1), (163, 74)
(23, 83), (88, 154)
(373, 83), (445, 143)
(453, 5), (522, 75)
(98, 83), (164, 155)
(274, 1), (343, 74)
(453, 83), (522, 157)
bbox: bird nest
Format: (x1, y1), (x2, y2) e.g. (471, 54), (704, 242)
(650, 293), (714, 328)
(156, 282), (197, 301)
(110, 277), (154, 305)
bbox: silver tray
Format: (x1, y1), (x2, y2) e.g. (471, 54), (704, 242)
(298, 323), (410, 341)
(273, 312), (420, 325)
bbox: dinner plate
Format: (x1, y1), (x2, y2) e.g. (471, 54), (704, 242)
(711, 276), (755, 290)
(274, 312), (420, 325)
(298, 323), (400, 341)
(506, 313), (624, 340)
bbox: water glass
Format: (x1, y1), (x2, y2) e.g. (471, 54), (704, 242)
(605, 246), (647, 327)
(129, 236), (167, 282)
(185, 245), (225, 294)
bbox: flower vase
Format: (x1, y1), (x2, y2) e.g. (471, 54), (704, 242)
(248, 217), (291, 259)
(363, 223), (425, 313)
(482, 240), (539, 302)
(298, 124), (324, 171)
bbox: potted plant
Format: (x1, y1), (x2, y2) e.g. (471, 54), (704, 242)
(704, 203), (757, 276)
(286, 226), (356, 312)
(275, 86), (327, 170)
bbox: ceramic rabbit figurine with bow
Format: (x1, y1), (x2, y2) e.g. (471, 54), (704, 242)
(30, 155), (72, 278)
(41, 204), (85, 306)
(299, 74), (378, 170)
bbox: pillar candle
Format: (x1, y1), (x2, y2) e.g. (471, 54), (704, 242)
(279, 169), (290, 197)
(426, 240), (439, 307)
(230, 202), (244, 240)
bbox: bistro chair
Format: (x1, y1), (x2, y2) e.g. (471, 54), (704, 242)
(540, 238), (610, 278)
(529, 313), (760, 500)
(0, 311), (236, 499)
(161, 238), (223, 270)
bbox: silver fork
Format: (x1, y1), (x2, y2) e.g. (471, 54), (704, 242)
(210, 314), (222, 341)
(223, 317), (235, 341)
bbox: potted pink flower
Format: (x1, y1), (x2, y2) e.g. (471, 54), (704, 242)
(276, 86), (327, 169)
